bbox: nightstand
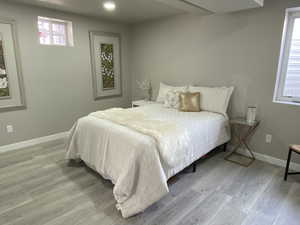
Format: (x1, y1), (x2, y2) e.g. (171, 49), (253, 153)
(225, 118), (260, 167)
(132, 100), (156, 107)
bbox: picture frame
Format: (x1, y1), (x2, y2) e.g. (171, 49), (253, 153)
(89, 31), (122, 99)
(0, 18), (26, 112)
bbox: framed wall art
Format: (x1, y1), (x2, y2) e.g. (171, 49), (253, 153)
(0, 18), (26, 112)
(89, 31), (122, 99)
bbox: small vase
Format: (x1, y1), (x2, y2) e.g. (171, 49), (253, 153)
(246, 106), (257, 124)
(145, 83), (152, 101)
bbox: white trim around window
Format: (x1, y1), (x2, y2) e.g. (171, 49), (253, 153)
(274, 7), (300, 105)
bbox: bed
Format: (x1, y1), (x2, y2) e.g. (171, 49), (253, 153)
(66, 102), (230, 218)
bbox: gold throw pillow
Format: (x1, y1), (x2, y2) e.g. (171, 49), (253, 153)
(179, 92), (201, 112)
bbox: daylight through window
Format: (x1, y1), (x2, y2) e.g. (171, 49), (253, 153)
(38, 16), (73, 46)
(274, 7), (300, 104)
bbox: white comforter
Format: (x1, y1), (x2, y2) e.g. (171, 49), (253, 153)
(66, 103), (230, 218)
(90, 107), (191, 167)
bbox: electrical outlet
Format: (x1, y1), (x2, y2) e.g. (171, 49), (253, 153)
(266, 134), (272, 143)
(6, 125), (14, 133)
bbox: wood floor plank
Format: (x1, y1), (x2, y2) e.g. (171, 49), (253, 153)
(0, 144), (64, 167)
(43, 202), (100, 225)
(272, 183), (300, 225)
(0, 174), (100, 224)
(0, 161), (74, 191)
(250, 170), (293, 217)
(175, 192), (231, 225)
(3, 183), (103, 225)
(207, 204), (246, 225)
(221, 161), (277, 196)
(241, 211), (275, 225)
(191, 160), (243, 195)
(221, 161), (279, 213)
(0, 141), (299, 225)
(145, 190), (203, 225)
(147, 162), (242, 225)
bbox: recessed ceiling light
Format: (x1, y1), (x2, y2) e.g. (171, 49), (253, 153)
(103, 1), (116, 11)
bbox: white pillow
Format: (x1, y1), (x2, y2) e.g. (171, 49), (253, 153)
(156, 82), (187, 103)
(189, 86), (234, 115)
(164, 90), (180, 109)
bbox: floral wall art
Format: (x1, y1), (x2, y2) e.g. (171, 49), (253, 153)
(0, 19), (26, 112)
(89, 31), (121, 99)
(0, 37), (9, 98)
(100, 43), (114, 89)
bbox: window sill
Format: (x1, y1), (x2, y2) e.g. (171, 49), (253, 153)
(39, 43), (74, 47)
(273, 100), (300, 107)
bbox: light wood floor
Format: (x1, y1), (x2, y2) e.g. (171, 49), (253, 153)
(0, 140), (300, 225)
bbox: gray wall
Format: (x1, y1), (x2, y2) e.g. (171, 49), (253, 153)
(131, 0), (300, 162)
(1, 0), (300, 164)
(0, 1), (131, 146)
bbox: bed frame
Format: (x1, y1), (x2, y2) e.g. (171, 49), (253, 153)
(191, 142), (228, 173)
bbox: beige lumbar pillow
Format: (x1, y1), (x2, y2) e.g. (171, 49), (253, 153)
(179, 92), (201, 112)
(189, 86), (234, 116)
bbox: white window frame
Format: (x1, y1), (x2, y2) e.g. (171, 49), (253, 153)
(37, 16), (74, 47)
(274, 7), (300, 105)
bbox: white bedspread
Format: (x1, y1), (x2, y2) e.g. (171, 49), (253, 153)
(66, 103), (230, 218)
(90, 107), (191, 167)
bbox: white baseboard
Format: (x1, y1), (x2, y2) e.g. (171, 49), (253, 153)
(0, 131), (69, 154)
(236, 148), (300, 171)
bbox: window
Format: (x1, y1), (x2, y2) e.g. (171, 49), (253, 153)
(274, 8), (300, 105)
(38, 16), (74, 46)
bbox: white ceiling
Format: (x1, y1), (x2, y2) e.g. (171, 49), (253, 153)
(5, 0), (186, 24)
(5, 0), (264, 24)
